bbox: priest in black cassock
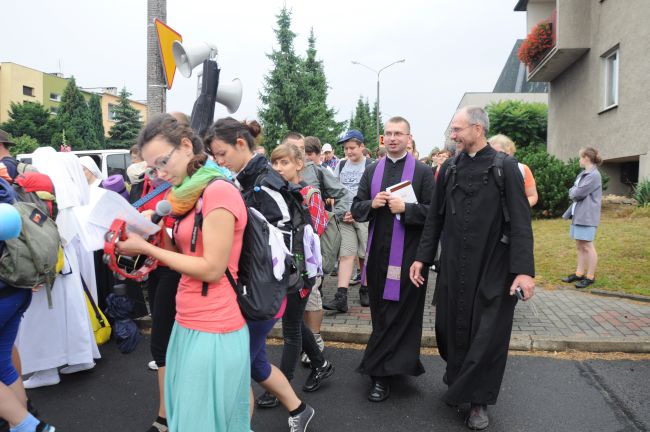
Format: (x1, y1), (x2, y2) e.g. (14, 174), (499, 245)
(350, 116), (435, 402)
(411, 106), (535, 430)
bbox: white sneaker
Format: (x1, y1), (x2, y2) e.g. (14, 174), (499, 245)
(148, 360), (159, 371)
(23, 368), (60, 389)
(60, 362), (95, 375)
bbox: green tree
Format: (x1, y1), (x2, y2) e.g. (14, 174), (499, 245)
(486, 100), (547, 148)
(0, 101), (56, 145)
(349, 97), (377, 149)
(108, 87), (143, 149)
(52, 76), (100, 150)
(258, 7), (304, 150)
(88, 94), (106, 148)
(369, 101), (384, 150)
(8, 134), (39, 157)
(294, 28), (345, 146)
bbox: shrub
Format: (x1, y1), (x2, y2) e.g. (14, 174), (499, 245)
(517, 145), (577, 218)
(487, 100), (547, 150)
(517, 146), (610, 218)
(8, 134), (39, 157)
(634, 179), (650, 207)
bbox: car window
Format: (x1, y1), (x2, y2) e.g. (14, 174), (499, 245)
(106, 154), (131, 181)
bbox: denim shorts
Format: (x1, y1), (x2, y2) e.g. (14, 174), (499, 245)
(570, 224), (597, 241)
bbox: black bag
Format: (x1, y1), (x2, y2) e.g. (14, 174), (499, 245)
(189, 179), (291, 321)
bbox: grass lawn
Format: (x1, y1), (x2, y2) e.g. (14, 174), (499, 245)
(532, 203), (650, 297)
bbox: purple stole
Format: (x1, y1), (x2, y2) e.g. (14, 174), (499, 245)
(361, 153), (416, 302)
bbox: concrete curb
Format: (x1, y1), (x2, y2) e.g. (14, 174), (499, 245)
(137, 318), (650, 354)
(589, 289), (650, 303)
(267, 325), (650, 354)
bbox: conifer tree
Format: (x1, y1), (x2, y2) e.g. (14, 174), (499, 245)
(108, 87), (143, 149)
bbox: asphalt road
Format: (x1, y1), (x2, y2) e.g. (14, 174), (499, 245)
(25, 336), (650, 432)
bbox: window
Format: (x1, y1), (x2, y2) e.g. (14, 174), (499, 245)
(23, 86), (34, 97)
(50, 106), (59, 115)
(49, 93), (61, 102)
(107, 154), (131, 181)
(603, 48), (619, 109)
(108, 103), (117, 121)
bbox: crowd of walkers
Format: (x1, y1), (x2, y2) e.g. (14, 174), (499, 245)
(0, 104), (604, 431)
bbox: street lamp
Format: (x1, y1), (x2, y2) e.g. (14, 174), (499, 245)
(351, 59), (406, 146)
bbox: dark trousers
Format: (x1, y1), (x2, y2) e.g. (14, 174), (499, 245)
(280, 291), (325, 380)
(147, 266), (181, 367)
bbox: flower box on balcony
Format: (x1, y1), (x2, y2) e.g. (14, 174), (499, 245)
(518, 20), (555, 70)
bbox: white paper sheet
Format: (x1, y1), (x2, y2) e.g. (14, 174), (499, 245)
(73, 188), (160, 252)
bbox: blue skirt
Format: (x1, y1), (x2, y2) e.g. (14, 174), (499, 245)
(165, 323), (250, 432)
(570, 224), (597, 241)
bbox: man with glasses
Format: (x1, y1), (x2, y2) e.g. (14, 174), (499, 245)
(410, 106), (535, 430)
(350, 117), (434, 402)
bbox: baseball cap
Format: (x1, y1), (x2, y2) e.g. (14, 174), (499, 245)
(321, 143), (333, 153)
(0, 129), (15, 147)
(337, 130), (364, 145)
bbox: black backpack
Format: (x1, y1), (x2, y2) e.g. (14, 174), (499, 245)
(441, 151), (511, 241)
(243, 170), (316, 296)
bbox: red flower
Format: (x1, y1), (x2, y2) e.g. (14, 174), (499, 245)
(518, 19), (555, 68)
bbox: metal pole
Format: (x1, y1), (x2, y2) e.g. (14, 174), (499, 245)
(376, 76), (380, 147)
(351, 59), (405, 148)
(147, 0), (167, 116)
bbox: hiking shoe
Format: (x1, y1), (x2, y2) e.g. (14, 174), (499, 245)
(303, 360), (334, 392)
(466, 404), (489, 430)
(575, 278), (595, 289)
(301, 352), (311, 367)
(36, 422), (56, 432)
(359, 286), (370, 307)
(349, 271), (361, 285)
(323, 291), (348, 313)
(256, 391), (279, 408)
(561, 273), (584, 283)
(288, 404), (315, 432)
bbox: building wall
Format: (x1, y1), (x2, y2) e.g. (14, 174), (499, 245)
(526, 0), (555, 33)
(0, 63), (44, 123)
(547, 0), (650, 191)
(101, 93), (147, 138)
(42, 73), (69, 115)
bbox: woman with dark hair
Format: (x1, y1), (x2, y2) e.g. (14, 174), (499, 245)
(116, 113), (250, 431)
(205, 117), (316, 432)
(562, 147), (603, 289)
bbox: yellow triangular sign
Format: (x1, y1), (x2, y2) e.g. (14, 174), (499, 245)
(154, 19), (183, 90)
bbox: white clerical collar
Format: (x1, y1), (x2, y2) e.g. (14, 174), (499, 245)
(387, 152), (408, 163)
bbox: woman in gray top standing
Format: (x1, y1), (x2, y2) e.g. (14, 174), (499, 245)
(561, 147), (603, 288)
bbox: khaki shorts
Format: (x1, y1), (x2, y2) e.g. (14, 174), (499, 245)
(339, 220), (368, 259)
(305, 280), (322, 312)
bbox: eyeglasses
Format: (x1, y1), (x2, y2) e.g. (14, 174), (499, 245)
(145, 147), (177, 179)
(384, 131), (409, 138)
(450, 124), (477, 134)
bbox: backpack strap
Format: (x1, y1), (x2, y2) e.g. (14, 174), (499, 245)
(491, 151), (510, 223)
(131, 182), (172, 209)
(338, 159), (346, 173)
(440, 153), (461, 217)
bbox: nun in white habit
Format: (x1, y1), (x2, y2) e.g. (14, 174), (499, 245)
(79, 156), (105, 188)
(16, 149), (101, 389)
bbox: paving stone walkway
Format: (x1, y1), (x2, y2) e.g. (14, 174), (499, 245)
(284, 273), (650, 353)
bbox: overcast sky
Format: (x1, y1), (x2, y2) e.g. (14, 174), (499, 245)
(3, 0), (525, 156)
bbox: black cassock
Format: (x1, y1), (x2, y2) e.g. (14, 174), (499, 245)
(416, 145), (534, 405)
(351, 156), (434, 377)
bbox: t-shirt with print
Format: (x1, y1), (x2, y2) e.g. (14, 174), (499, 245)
(335, 159), (366, 209)
(173, 180), (247, 334)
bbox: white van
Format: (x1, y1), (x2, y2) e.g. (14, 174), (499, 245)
(17, 149), (132, 182)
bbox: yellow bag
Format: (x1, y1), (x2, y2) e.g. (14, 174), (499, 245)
(82, 280), (112, 345)
(55, 246), (64, 274)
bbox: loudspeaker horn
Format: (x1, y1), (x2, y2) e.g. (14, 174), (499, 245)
(216, 78), (243, 113)
(172, 41), (218, 78)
